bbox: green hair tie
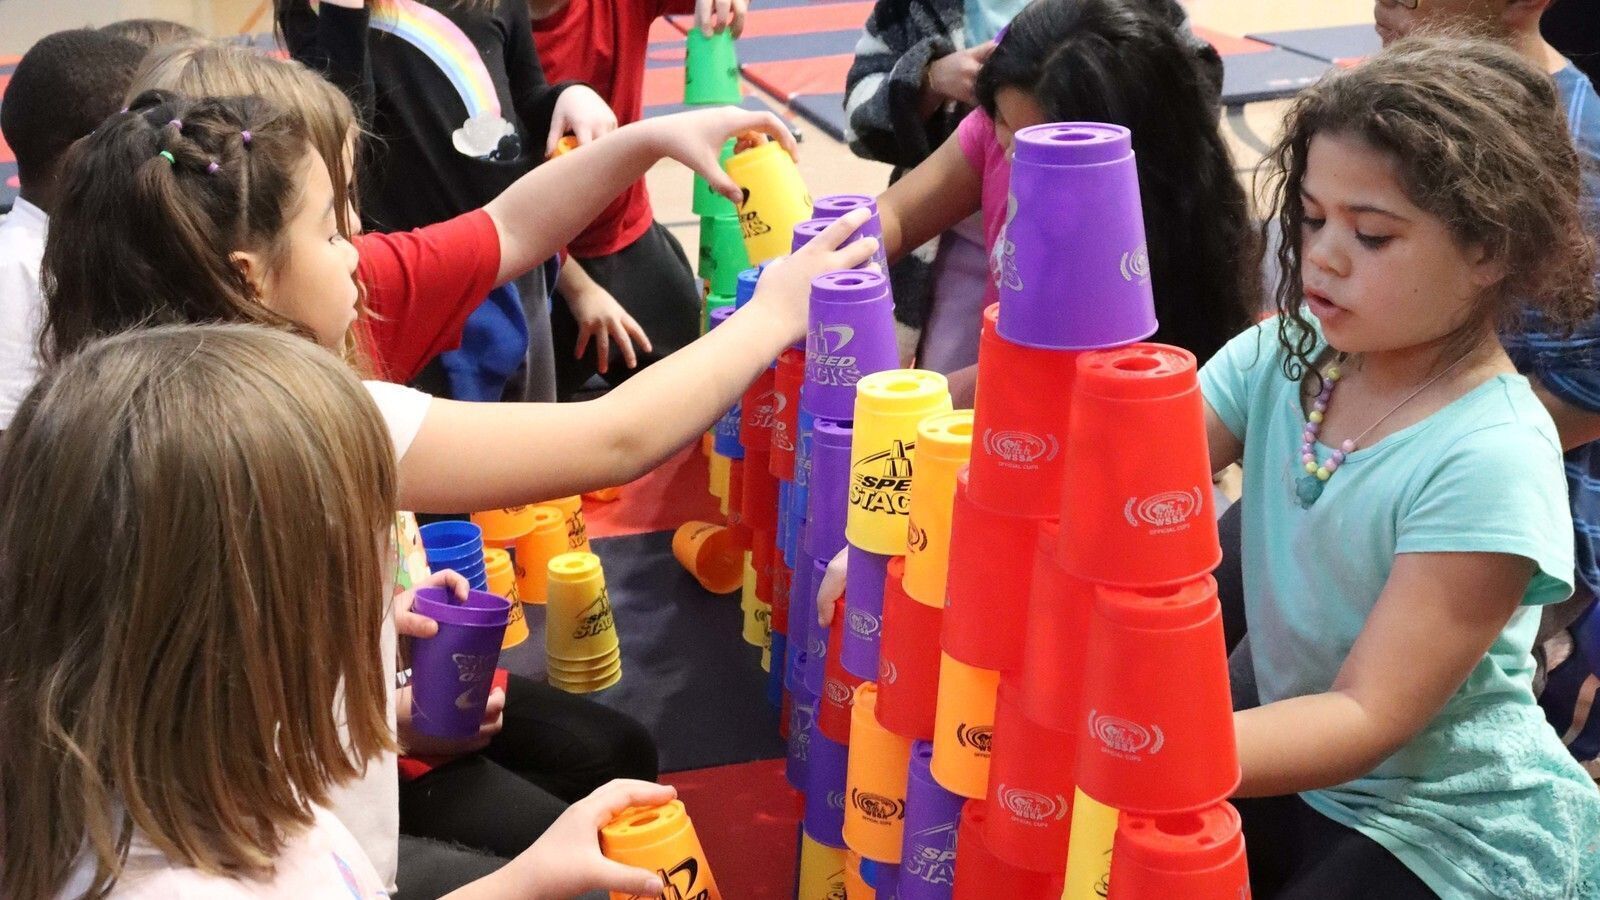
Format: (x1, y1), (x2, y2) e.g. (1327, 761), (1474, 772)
(158, 150), (176, 165)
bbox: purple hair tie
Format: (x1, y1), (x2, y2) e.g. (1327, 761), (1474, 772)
(168, 118), (182, 129)
(240, 130), (252, 146)
(994, 23), (1010, 45)
(207, 160), (220, 174)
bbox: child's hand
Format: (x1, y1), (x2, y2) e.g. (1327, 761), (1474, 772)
(564, 281), (652, 374)
(694, 0), (748, 37)
(747, 209), (878, 340)
(397, 684), (506, 756)
(505, 779), (678, 899)
(547, 86), (618, 156)
(644, 108), (798, 203)
(926, 42), (996, 106)
(393, 569), (471, 639)
(816, 546), (847, 629)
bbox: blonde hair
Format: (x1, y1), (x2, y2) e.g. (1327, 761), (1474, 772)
(0, 324), (398, 900)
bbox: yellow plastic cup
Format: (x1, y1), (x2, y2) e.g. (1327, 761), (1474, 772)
(600, 799), (722, 900)
(846, 370), (952, 556)
(929, 651), (998, 799)
(511, 506), (567, 605)
(843, 683), (913, 863)
(724, 140), (813, 265)
(797, 831), (847, 900)
(1061, 789), (1119, 900)
(546, 495), (592, 554)
(484, 547), (528, 649)
(709, 451), (732, 502)
(545, 552), (620, 664)
(744, 599), (771, 649)
(901, 410), (974, 607)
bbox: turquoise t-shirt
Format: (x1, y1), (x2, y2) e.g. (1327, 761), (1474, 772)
(1200, 320), (1600, 898)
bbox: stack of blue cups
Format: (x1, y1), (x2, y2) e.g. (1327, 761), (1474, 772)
(419, 521), (489, 591)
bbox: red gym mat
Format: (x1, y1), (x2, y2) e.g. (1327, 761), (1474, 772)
(662, 758), (802, 899)
(584, 442), (724, 540)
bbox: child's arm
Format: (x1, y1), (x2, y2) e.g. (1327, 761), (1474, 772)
(277, 0), (376, 126)
(397, 211), (877, 512)
(482, 105), (785, 286)
(1232, 550), (1532, 797)
(502, 0), (616, 155)
(875, 134), (982, 264)
(1205, 402), (1244, 475)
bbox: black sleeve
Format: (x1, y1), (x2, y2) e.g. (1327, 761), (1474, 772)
(844, 0), (964, 169)
(502, 0), (583, 149)
(276, 1), (376, 126)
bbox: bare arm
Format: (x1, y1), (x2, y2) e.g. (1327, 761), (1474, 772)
(1233, 551), (1531, 797)
(1205, 400), (1244, 476)
(876, 134), (982, 263)
(398, 212), (878, 512)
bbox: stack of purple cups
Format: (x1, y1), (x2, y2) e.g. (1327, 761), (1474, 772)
(811, 194), (891, 273)
(898, 741), (964, 899)
(841, 545), (891, 681)
(804, 271), (898, 422)
(408, 587), (510, 739)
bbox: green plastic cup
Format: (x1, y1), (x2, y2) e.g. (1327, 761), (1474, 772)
(699, 214), (752, 295)
(685, 28), (743, 105)
(692, 140), (738, 218)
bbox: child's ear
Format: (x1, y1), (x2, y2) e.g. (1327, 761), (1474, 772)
(1466, 243), (1509, 292)
(229, 249), (268, 298)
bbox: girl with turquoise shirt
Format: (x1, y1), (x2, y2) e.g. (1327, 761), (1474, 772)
(1202, 34), (1600, 898)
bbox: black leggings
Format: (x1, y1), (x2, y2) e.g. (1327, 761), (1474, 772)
(553, 221), (702, 400)
(1236, 794), (1436, 899)
(393, 673), (658, 898)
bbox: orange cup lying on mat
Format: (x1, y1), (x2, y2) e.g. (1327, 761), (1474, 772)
(599, 799), (722, 900)
(483, 548), (528, 649)
(930, 651), (999, 800)
(843, 682), (913, 863)
(673, 521), (745, 594)
(585, 486), (624, 503)
(511, 506), (567, 604)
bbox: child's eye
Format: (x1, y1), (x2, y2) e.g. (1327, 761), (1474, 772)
(1302, 216), (1326, 230)
(1356, 233), (1392, 249)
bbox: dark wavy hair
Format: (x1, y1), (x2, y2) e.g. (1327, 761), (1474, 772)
(976, 0), (1258, 365)
(1260, 33), (1597, 382)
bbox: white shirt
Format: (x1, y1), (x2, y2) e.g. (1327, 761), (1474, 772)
(0, 197), (47, 430)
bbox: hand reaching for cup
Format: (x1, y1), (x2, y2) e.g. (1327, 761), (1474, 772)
(748, 209), (879, 351)
(394, 568), (471, 639)
(641, 107), (797, 205)
(815, 546), (848, 629)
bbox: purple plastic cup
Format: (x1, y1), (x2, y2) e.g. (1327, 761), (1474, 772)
(804, 725), (850, 848)
(841, 546), (891, 681)
(877, 863), (901, 899)
(996, 123), (1156, 350)
(788, 547), (818, 691)
(803, 559), (830, 697)
(791, 218), (831, 254)
(897, 741), (964, 898)
(806, 419), (854, 561)
(805, 271), (898, 421)
(409, 591), (511, 739)
(810, 194), (891, 272)
(786, 687), (817, 791)
(420, 520), (483, 558)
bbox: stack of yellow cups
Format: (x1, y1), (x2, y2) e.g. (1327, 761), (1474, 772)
(545, 552), (622, 693)
(846, 370), (952, 556)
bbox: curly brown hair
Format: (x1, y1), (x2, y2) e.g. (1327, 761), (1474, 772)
(1259, 33), (1597, 382)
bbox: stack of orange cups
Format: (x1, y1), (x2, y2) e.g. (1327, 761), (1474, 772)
(509, 506), (567, 605)
(901, 410), (974, 608)
(599, 799), (722, 900)
(546, 495), (592, 555)
(483, 547), (529, 649)
(545, 552), (622, 693)
(471, 505), (538, 549)
(843, 683), (913, 864)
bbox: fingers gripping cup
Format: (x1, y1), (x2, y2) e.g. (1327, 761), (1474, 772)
(876, 559), (942, 742)
(545, 553), (622, 675)
(951, 803), (1064, 900)
(600, 799), (722, 900)
(967, 304), (1078, 520)
(483, 548), (529, 650)
(1057, 344), (1219, 587)
(408, 589), (511, 739)
(804, 271), (900, 422)
(771, 348), (806, 479)
(843, 683), (914, 863)
(1020, 521), (1095, 733)
(805, 419), (854, 562)
(724, 140), (813, 265)
(841, 546), (892, 681)
(929, 652), (998, 800)
(897, 741), (964, 899)
(983, 679), (1075, 873)
(1076, 577), (1238, 816)
(1107, 803), (1248, 900)
(848, 370), (952, 556)
(995, 123), (1157, 351)
(673, 521), (746, 594)
(810, 193), (891, 273)
(798, 830), (848, 899)
(940, 469), (1038, 671)
(511, 506), (567, 605)
(693, 140), (738, 218)
(902, 411), (974, 607)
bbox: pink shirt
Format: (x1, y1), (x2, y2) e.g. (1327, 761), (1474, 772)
(955, 108), (1012, 309)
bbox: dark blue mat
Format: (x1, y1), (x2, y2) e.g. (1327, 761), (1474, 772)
(1221, 47), (1332, 106)
(499, 530), (785, 774)
(789, 91), (848, 141)
(1248, 24), (1381, 64)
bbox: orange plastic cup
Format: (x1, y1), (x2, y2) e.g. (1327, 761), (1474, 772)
(547, 134), (579, 158)
(673, 521), (745, 594)
(845, 850), (875, 899)
(585, 486), (624, 503)
(1107, 803), (1248, 900)
(1019, 520), (1095, 733)
(484, 548), (529, 649)
(471, 505), (539, 547)
(929, 651), (998, 799)
(511, 506), (567, 605)
(941, 468), (1039, 670)
(770, 348), (805, 480)
(967, 303), (1079, 519)
(843, 683), (913, 863)
(1057, 344), (1219, 587)
(546, 494), (592, 554)
(983, 678), (1074, 873)
(951, 802), (1065, 900)
(1076, 577), (1238, 816)
(599, 799), (722, 900)
(902, 410), (975, 607)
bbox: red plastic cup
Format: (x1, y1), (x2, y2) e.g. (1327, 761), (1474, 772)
(968, 304), (1079, 520)
(772, 558), (792, 635)
(951, 802), (1064, 900)
(941, 468), (1039, 671)
(752, 533), (775, 606)
(1076, 577), (1238, 816)
(1107, 803), (1249, 900)
(819, 597), (867, 744)
(742, 442), (780, 534)
(984, 677), (1075, 873)
(1020, 520), (1095, 733)
(740, 364), (777, 449)
(1057, 344), (1219, 587)
(725, 458), (747, 534)
(875, 558), (943, 741)
(771, 348), (805, 480)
